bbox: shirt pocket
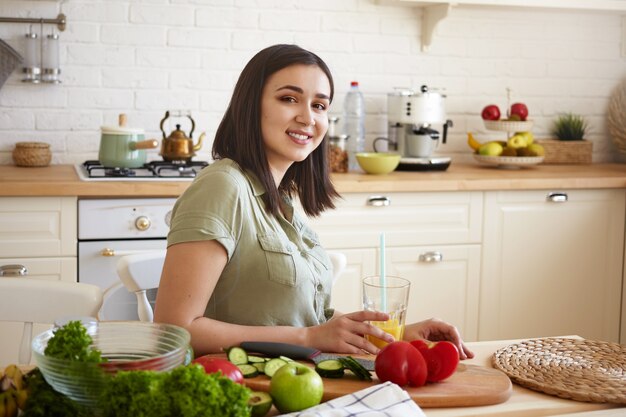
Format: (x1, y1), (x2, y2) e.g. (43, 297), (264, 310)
(258, 233), (297, 287)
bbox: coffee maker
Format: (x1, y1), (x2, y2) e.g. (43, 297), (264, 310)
(375, 85), (453, 171)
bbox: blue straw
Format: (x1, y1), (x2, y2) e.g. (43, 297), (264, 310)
(379, 233), (387, 312)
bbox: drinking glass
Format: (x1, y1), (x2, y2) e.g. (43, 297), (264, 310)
(362, 275), (410, 348)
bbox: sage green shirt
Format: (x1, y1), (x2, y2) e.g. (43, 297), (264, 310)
(167, 158), (334, 327)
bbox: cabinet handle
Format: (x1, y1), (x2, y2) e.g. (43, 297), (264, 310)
(100, 248), (161, 257)
(546, 192), (568, 203)
(366, 196), (391, 207)
(0, 264), (28, 276)
(419, 251), (443, 263)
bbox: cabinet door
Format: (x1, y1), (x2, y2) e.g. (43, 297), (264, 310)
(330, 248), (376, 314)
(384, 245), (481, 342)
(480, 189), (625, 342)
(0, 197), (77, 257)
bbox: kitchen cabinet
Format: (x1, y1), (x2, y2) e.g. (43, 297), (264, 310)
(309, 191), (483, 341)
(0, 197), (77, 365)
(479, 189), (625, 343)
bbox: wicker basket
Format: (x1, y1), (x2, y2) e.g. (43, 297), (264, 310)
(535, 139), (592, 164)
(12, 142), (52, 167)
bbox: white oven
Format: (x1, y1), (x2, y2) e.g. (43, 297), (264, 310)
(77, 198), (177, 321)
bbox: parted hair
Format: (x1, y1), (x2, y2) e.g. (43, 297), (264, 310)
(212, 44), (339, 217)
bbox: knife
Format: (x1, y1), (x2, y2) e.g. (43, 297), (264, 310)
(240, 341), (375, 371)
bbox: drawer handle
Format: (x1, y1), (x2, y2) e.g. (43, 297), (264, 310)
(419, 251), (443, 263)
(367, 196), (390, 207)
(547, 192), (568, 203)
(0, 264), (28, 276)
(100, 248), (161, 257)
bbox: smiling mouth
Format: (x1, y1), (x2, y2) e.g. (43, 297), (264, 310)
(287, 132), (312, 142)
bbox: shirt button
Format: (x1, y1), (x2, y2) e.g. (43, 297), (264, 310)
(316, 283), (323, 291)
(300, 250), (306, 257)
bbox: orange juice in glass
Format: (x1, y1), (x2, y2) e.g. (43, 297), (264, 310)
(363, 276), (410, 348)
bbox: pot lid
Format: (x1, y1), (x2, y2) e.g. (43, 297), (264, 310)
(101, 125), (145, 135)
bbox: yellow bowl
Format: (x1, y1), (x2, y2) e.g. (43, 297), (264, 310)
(356, 152), (401, 175)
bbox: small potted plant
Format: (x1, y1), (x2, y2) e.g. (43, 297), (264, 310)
(537, 113), (592, 164)
(552, 113), (588, 141)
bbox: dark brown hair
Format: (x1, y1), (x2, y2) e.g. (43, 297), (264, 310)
(212, 44), (339, 217)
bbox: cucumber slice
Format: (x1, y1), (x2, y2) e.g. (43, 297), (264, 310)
(315, 359), (345, 378)
(264, 358), (287, 378)
(227, 346), (249, 365)
(249, 391), (273, 417)
(247, 355), (266, 363)
(278, 355), (294, 362)
(252, 362), (266, 374)
(338, 356), (372, 381)
(238, 363), (260, 378)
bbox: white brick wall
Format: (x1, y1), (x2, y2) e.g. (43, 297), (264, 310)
(0, 0), (625, 165)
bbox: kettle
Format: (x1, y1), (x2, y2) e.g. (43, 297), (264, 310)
(159, 111), (205, 162)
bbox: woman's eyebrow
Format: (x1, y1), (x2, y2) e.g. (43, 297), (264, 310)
(276, 84), (330, 100)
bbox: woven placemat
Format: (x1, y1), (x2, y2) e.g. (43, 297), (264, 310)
(493, 338), (626, 404)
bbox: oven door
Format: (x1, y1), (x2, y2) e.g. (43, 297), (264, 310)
(78, 240), (166, 321)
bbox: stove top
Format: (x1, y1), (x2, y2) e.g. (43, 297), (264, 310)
(75, 160), (209, 181)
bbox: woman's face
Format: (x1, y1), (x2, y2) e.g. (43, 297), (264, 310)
(260, 64), (331, 177)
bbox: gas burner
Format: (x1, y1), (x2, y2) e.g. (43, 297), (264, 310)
(76, 160), (209, 181)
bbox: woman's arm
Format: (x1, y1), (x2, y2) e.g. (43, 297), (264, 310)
(154, 240), (394, 356)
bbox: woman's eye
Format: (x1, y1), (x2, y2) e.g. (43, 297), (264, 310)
(313, 103), (327, 111)
(281, 96), (297, 103)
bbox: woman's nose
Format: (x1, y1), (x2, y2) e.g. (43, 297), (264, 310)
(296, 106), (315, 126)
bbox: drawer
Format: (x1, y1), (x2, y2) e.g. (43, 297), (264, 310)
(308, 191), (482, 248)
(0, 257), (77, 282)
(0, 197), (77, 257)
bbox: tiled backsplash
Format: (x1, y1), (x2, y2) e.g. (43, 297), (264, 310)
(0, 0), (624, 165)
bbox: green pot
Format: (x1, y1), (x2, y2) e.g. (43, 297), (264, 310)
(98, 126), (158, 168)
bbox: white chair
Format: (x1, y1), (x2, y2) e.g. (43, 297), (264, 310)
(107, 250), (167, 323)
(0, 278), (103, 365)
(109, 249), (346, 323)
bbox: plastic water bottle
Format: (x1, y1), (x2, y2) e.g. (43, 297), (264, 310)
(343, 81), (365, 171)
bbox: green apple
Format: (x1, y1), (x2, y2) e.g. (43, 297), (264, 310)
(269, 363), (323, 413)
(507, 134), (527, 149)
(478, 141), (503, 156)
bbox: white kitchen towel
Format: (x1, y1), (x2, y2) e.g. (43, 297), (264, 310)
(279, 381), (426, 417)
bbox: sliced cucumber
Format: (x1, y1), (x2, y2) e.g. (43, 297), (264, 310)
(278, 355), (294, 362)
(338, 356), (372, 381)
(227, 346), (249, 365)
(252, 362), (266, 374)
(247, 355), (266, 363)
(315, 359), (345, 378)
(264, 358), (287, 378)
(238, 363), (260, 378)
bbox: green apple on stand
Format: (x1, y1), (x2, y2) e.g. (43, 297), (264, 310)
(507, 134), (528, 149)
(269, 362), (324, 413)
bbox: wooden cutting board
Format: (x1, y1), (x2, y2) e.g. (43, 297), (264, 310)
(211, 353), (512, 408)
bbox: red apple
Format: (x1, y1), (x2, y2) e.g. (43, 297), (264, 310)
(481, 105), (501, 121)
(510, 103), (528, 121)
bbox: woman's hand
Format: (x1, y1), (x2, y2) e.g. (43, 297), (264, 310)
(403, 318), (474, 360)
(304, 311), (394, 355)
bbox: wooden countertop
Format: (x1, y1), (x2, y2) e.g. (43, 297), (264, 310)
(1, 163), (626, 197)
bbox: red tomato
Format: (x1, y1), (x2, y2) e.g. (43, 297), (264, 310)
(481, 105), (500, 121)
(192, 356), (244, 384)
(410, 340), (459, 382)
(374, 341), (427, 387)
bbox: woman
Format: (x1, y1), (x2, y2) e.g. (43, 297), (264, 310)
(154, 44), (473, 360)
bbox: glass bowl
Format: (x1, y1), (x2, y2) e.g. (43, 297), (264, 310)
(32, 321), (191, 408)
